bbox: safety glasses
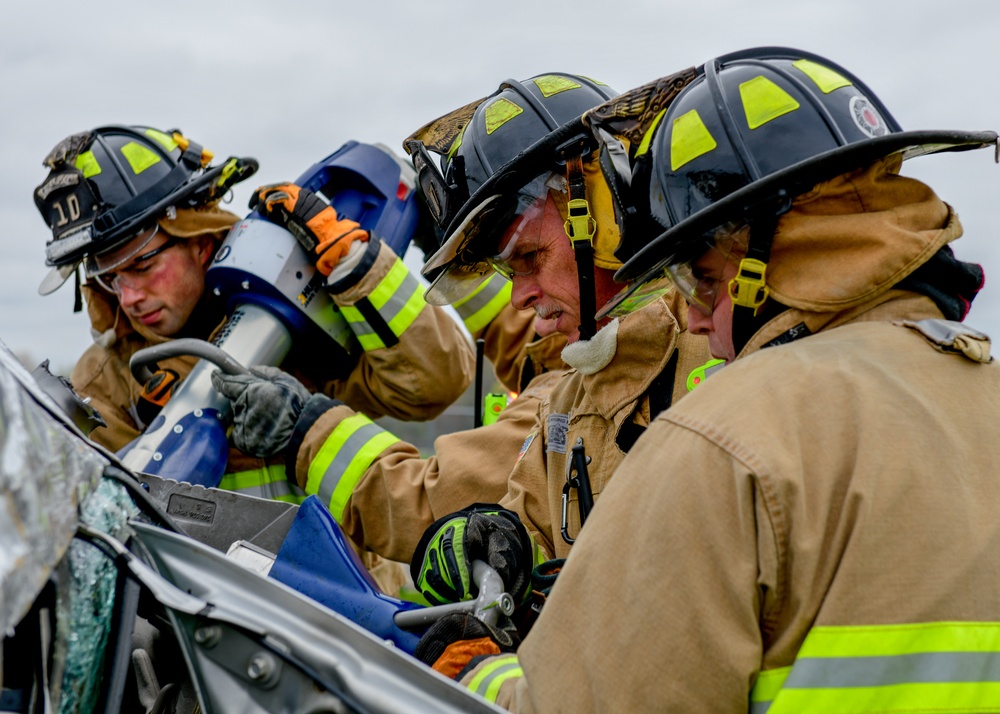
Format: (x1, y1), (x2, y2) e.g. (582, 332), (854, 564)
(485, 188), (557, 280)
(422, 171), (566, 305)
(665, 263), (724, 317)
(85, 227), (182, 294)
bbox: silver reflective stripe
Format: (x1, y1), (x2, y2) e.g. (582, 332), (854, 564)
(348, 320), (377, 338)
(785, 651), (1000, 688)
(453, 274), (510, 334)
(752, 622), (1000, 714)
(373, 268), (423, 330)
(468, 655), (522, 702)
(316, 420), (388, 506)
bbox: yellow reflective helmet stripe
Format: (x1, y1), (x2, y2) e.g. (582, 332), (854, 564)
(670, 109), (718, 171)
(340, 257), (426, 351)
(635, 108), (667, 159)
(467, 654), (522, 703)
(752, 622), (1000, 714)
(120, 141), (162, 175)
(218, 465), (306, 504)
(306, 413), (401, 522)
(453, 273), (512, 334)
(533, 74), (582, 98)
(793, 59), (853, 94)
(447, 125), (466, 161)
(740, 76), (801, 130)
(144, 128), (179, 153)
(484, 97), (524, 135)
(74, 150), (102, 178)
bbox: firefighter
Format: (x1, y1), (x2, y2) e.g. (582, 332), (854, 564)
(421, 48), (1000, 712)
(400, 69), (711, 626)
(33, 127), (477, 592)
(207, 75), (623, 567)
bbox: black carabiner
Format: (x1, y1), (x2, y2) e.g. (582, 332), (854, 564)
(560, 437), (594, 545)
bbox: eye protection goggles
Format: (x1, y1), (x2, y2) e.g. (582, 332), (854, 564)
(84, 225), (180, 294)
(421, 163), (573, 305)
(419, 114), (606, 306)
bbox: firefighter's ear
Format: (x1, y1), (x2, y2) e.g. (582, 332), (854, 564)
(194, 233), (217, 271)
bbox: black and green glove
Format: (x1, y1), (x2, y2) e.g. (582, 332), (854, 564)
(410, 504), (536, 606)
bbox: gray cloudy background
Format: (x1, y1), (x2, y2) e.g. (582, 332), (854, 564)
(3, 0), (998, 374)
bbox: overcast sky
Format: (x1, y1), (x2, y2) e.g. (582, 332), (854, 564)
(2, 0), (998, 373)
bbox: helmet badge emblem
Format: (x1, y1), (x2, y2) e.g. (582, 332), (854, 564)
(849, 96), (888, 138)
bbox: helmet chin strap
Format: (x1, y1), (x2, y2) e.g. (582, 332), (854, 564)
(565, 156), (598, 340)
(728, 206), (784, 355)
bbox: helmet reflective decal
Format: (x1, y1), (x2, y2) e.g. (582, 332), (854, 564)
(120, 142), (162, 174)
(484, 98), (524, 134)
(635, 108), (668, 158)
(793, 59), (852, 94)
(533, 75), (582, 97)
(74, 150), (102, 178)
(850, 96), (888, 138)
(671, 109), (718, 171)
(739, 76), (801, 130)
(144, 128), (179, 152)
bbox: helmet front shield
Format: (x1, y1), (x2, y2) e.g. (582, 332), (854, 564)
(420, 118), (600, 305)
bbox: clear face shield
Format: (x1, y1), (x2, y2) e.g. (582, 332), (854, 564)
(423, 171), (568, 306)
(662, 224), (749, 318)
(596, 222), (748, 320)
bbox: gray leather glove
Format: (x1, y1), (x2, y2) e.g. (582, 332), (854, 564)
(210, 365), (312, 458)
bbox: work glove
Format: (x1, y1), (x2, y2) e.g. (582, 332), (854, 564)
(413, 612), (520, 679)
(250, 183), (369, 276)
(410, 504), (535, 607)
(210, 365), (312, 458)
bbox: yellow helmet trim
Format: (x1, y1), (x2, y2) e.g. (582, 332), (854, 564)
(670, 109), (718, 171)
(793, 59), (852, 94)
(144, 128), (179, 153)
(484, 98), (524, 134)
(74, 150), (102, 179)
(740, 76), (801, 130)
(533, 75), (582, 98)
(447, 125), (465, 160)
(635, 108), (667, 159)
(120, 141), (162, 175)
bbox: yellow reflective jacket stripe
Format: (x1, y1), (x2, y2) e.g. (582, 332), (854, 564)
(305, 413), (401, 521)
(453, 274), (512, 335)
(218, 465), (306, 504)
(467, 654), (522, 703)
(340, 258), (426, 351)
(752, 622), (1000, 714)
